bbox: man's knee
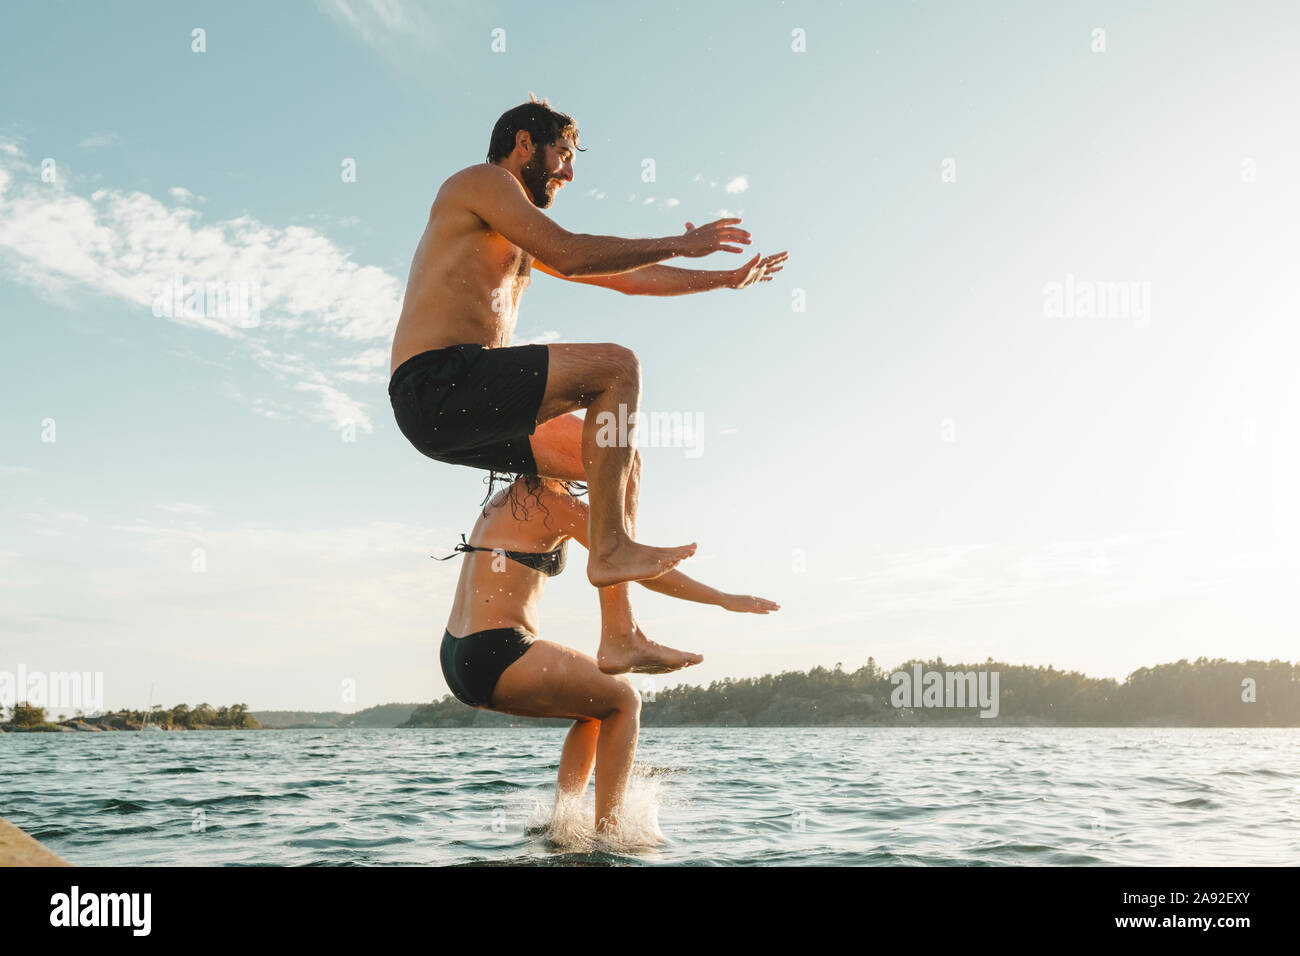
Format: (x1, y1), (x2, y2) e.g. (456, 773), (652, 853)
(597, 343), (640, 389)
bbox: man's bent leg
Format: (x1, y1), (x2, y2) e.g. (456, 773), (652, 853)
(532, 343), (695, 587)
(595, 555), (704, 675)
(531, 426), (704, 671)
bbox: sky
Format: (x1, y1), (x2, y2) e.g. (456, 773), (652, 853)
(2, 1), (1298, 714)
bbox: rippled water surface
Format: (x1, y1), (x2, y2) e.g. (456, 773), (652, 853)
(3, 728), (1297, 865)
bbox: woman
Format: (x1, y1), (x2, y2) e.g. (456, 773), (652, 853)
(440, 471), (780, 835)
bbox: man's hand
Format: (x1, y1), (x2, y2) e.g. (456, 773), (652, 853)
(675, 218), (752, 258)
(719, 593), (782, 614)
(726, 250), (789, 289)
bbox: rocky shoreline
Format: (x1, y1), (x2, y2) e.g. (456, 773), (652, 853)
(1, 718), (237, 733)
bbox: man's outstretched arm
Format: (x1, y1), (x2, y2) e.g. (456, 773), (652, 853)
(535, 250), (788, 296)
(464, 164), (751, 276)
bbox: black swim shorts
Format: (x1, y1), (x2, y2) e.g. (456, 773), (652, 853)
(388, 343), (549, 475)
(440, 627), (536, 709)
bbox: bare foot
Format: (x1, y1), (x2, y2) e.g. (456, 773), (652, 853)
(587, 540), (696, 588)
(597, 628), (703, 675)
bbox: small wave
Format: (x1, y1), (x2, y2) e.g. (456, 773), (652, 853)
(373, 812), (425, 824)
(281, 779), (346, 789)
(26, 826), (74, 840)
(457, 778), (523, 792)
(172, 791), (311, 807)
(98, 799), (148, 813)
(153, 766), (203, 774)
(1169, 797), (1214, 808)
(287, 836), (415, 849)
(287, 822), (341, 835)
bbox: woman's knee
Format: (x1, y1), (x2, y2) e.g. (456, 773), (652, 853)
(614, 676), (642, 718)
(589, 675), (641, 720)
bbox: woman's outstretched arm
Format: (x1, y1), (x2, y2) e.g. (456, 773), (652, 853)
(637, 569), (779, 614)
(549, 486), (779, 614)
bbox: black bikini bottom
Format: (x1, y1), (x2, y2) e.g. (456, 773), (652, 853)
(440, 627), (535, 708)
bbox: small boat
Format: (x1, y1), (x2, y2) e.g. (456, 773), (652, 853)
(140, 683), (162, 732)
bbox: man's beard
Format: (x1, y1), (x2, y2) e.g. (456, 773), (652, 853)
(520, 151), (558, 208)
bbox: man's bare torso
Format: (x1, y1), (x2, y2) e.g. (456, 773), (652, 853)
(390, 166), (534, 376)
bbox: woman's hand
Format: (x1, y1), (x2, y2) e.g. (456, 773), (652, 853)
(720, 593), (781, 614)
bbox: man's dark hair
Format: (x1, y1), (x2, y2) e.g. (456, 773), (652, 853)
(486, 93), (585, 164)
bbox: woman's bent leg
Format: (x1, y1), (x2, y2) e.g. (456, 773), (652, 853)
(557, 718), (600, 801)
(490, 639), (642, 830)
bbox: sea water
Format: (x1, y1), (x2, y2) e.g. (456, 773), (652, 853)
(2, 727), (1296, 866)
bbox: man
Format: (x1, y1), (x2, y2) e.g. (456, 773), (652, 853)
(389, 95), (786, 673)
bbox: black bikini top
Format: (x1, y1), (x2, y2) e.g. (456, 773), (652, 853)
(434, 533), (568, 577)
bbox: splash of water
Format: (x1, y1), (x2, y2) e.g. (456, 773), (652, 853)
(525, 769), (667, 854)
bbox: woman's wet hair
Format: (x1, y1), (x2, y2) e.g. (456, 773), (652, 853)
(481, 470), (586, 528)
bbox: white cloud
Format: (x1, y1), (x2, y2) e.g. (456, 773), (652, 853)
(724, 175), (749, 194)
(169, 186), (194, 202)
(833, 531), (1274, 616)
(77, 132), (124, 150)
(5, 512), (459, 668)
(664, 198), (679, 207)
(515, 329), (561, 346)
(333, 346), (390, 385)
(293, 379), (370, 429)
(24, 511), (90, 523)
(156, 502), (210, 515)
(0, 145), (403, 432)
(315, 0), (439, 65)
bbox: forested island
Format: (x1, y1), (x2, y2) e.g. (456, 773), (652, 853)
(1, 702), (260, 732)
(4, 658), (1296, 732)
(402, 656), (1300, 728)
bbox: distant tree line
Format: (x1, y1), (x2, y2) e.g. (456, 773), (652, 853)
(400, 657), (1300, 728)
(1, 702), (261, 730)
(250, 703), (425, 729)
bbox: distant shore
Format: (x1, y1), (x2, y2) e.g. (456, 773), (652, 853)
(0, 719), (251, 733)
(6, 657), (1297, 732)
(6, 715), (1300, 732)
